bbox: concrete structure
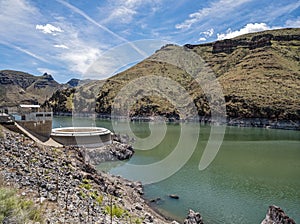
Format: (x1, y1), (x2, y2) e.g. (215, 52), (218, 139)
(51, 127), (112, 148)
(15, 105), (53, 142)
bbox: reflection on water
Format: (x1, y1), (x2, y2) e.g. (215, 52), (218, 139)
(53, 116), (300, 224)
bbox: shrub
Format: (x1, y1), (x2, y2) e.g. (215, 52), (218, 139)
(104, 204), (125, 218)
(0, 187), (43, 223)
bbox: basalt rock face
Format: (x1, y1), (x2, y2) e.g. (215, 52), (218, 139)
(212, 34), (274, 53)
(261, 205), (296, 224)
(208, 33), (300, 54)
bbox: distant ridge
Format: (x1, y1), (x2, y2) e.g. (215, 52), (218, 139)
(9, 28), (300, 123)
(0, 70), (62, 107)
(92, 28), (300, 121)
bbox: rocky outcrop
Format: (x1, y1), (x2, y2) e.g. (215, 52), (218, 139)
(0, 70), (62, 107)
(212, 34), (273, 53)
(66, 78), (80, 87)
(80, 141), (134, 165)
(183, 209), (204, 224)
(183, 32), (300, 54)
(261, 205), (296, 224)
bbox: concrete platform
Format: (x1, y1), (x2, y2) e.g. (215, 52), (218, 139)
(51, 127), (112, 148)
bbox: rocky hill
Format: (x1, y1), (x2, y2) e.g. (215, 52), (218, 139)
(0, 70), (96, 108)
(0, 70), (62, 107)
(34, 28), (300, 122)
(43, 79), (105, 114)
(94, 28), (300, 121)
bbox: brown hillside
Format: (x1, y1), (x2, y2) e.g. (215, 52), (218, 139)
(94, 28), (300, 120)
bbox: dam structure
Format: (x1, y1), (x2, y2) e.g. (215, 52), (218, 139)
(1, 105), (112, 148)
(51, 127), (112, 148)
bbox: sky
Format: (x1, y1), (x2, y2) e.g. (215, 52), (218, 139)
(0, 0), (299, 83)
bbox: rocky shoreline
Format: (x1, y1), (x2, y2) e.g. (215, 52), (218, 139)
(53, 113), (300, 131)
(0, 125), (297, 223)
(81, 134), (135, 165)
(0, 125), (172, 223)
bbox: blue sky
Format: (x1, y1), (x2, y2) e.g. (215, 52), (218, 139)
(0, 0), (299, 83)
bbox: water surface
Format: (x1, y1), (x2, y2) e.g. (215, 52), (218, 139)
(53, 117), (300, 223)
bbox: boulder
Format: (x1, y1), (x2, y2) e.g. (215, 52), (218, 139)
(183, 209), (204, 224)
(261, 205), (296, 224)
(169, 194), (179, 199)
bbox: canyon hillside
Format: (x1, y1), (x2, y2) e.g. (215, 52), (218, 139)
(3, 28), (300, 121)
(0, 70), (61, 107)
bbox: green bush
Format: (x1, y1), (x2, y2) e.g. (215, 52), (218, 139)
(104, 204), (125, 218)
(0, 187), (43, 223)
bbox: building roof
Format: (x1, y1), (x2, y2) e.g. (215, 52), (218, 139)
(19, 104), (40, 108)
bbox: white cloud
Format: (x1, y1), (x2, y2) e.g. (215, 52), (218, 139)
(202, 28), (214, 37)
(54, 44), (69, 49)
(175, 0), (251, 30)
(36, 24), (63, 35)
(217, 23), (273, 40)
(198, 37), (207, 41)
(285, 17), (300, 27)
(198, 28), (214, 41)
(58, 46), (101, 74)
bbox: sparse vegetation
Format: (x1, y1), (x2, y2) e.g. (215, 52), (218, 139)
(12, 28), (300, 121)
(0, 125), (4, 139)
(104, 204), (126, 218)
(0, 187), (43, 223)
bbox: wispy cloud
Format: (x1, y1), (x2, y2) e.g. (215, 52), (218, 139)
(56, 0), (150, 73)
(217, 23), (274, 40)
(175, 0), (251, 30)
(56, 0), (129, 44)
(101, 0), (160, 24)
(198, 28), (214, 41)
(58, 47), (101, 74)
(266, 1), (300, 23)
(36, 24), (63, 35)
(102, 6), (137, 24)
(285, 17), (300, 27)
(0, 0), (40, 42)
(9, 43), (49, 63)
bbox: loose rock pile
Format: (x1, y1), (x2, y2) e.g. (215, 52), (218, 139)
(0, 127), (169, 223)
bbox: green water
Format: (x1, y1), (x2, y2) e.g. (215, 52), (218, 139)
(53, 117), (300, 223)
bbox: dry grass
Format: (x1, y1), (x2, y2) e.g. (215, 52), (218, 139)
(0, 176), (43, 223)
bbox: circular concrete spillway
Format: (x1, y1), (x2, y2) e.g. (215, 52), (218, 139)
(51, 127), (112, 148)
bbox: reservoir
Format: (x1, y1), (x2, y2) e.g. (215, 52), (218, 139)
(53, 116), (300, 223)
